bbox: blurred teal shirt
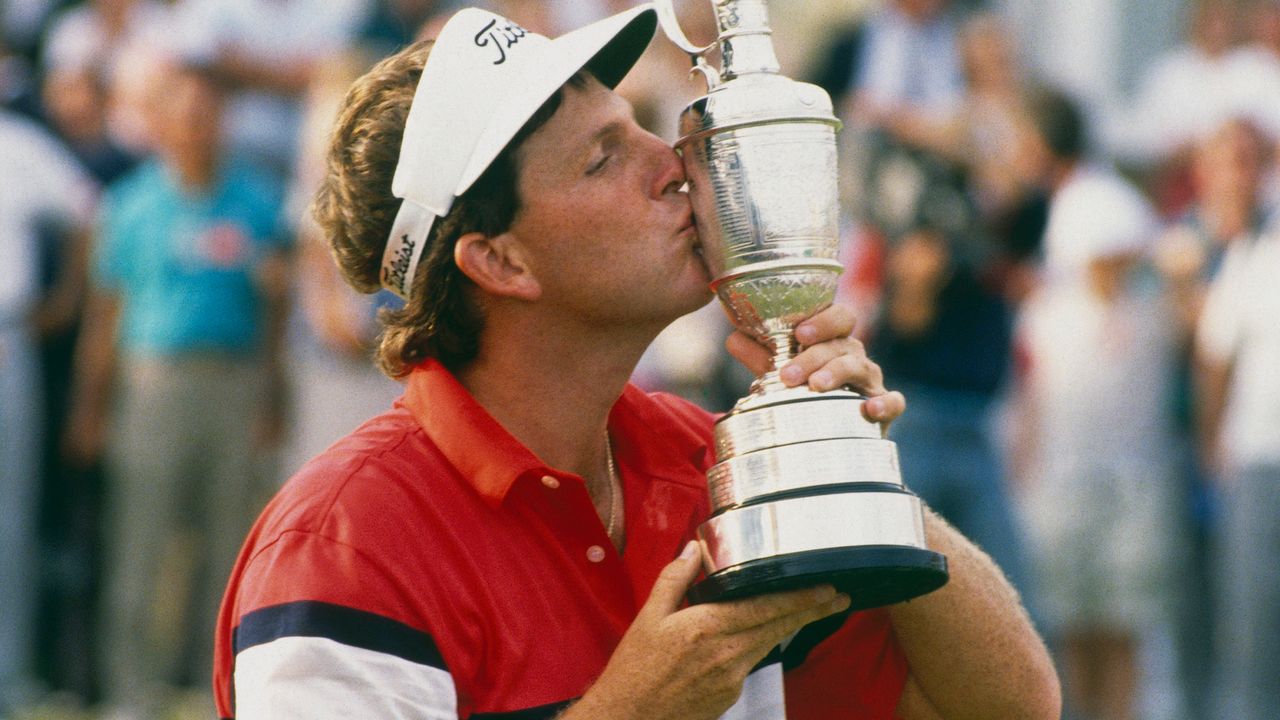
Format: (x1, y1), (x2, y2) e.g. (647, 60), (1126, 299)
(95, 159), (287, 357)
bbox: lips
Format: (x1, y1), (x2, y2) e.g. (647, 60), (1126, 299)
(683, 219), (703, 257)
(678, 209), (697, 239)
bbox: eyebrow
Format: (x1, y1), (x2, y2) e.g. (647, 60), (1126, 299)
(587, 95), (638, 145)
(589, 118), (628, 146)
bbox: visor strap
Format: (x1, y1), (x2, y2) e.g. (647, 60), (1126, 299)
(380, 199), (440, 299)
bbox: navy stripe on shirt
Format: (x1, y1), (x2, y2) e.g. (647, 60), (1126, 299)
(782, 608), (855, 670)
(233, 600), (446, 670)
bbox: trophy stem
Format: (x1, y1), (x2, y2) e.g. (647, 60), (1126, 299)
(749, 330), (795, 395)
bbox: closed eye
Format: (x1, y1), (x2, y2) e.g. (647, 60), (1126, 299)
(586, 154), (611, 176)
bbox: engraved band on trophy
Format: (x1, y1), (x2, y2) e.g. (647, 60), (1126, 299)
(656, 0), (949, 608)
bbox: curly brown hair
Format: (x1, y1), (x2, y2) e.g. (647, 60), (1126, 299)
(312, 38), (576, 377)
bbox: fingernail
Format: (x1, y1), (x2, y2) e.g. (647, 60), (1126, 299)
(813, 586), (836, 603)
(865, 397), (883, 417)
(833, 593), (852, 611)
(796, 325), (817, 344)
(781, 364), (803, 385)
(680, 541), (699, 560)
(811, 370), (833, 389)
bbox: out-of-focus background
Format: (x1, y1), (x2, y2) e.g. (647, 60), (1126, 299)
(1, 0), (1277, 718)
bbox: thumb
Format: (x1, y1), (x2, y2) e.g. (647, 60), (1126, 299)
(638, 541), (702, 620)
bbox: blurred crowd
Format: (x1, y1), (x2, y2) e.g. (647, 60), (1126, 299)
(1, 0), (1277, 719)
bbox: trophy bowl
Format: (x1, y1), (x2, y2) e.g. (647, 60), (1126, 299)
(659, 0), (948, 608)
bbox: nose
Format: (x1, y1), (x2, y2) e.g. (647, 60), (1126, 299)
(644, 131), (686, 199)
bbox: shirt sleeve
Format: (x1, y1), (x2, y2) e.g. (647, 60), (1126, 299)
(220, 531), (459, 719)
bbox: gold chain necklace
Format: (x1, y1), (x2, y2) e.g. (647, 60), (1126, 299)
(604, 435), (620, 539)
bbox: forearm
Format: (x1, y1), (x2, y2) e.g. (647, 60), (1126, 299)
(73, 290), (121, 415)
(34, 225), (91, 336)
(890, 509), (1059, 720)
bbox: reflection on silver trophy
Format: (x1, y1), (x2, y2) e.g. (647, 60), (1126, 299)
(657, 0), (949, 607)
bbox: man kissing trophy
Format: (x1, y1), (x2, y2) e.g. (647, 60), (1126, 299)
(656, 0), (949, 607)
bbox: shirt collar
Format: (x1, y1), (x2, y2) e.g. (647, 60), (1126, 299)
(609, 384), (715, 491)
(402, 359), (712, 507)
(403, 359), (546, 506)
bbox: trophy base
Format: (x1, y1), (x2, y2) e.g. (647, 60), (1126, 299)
(688, 545), (948, 609)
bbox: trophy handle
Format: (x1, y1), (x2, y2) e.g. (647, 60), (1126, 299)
(654, 0), (722, 88)
(654, 0), (716, 56)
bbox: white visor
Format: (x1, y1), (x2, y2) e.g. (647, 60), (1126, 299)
(380, 4), (658, 299)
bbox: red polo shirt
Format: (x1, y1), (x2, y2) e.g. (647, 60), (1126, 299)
(213, 359), (907, 718)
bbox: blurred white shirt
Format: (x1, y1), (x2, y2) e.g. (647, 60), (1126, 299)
(0, 111), (97, 326)
(1197, 228), (1280, 467)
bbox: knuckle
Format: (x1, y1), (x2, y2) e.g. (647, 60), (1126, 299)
(684, 612), (720, 643)
(868, 361), (885, 386)
(710, 639), (745, 669)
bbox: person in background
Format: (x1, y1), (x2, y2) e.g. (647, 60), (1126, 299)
(1195, 148), (1280, 720)
(64, 61), (288, 719)
(1154, 115), (1274, 720)
(1010, 86), (1178, 720)
(33, 61), (136, 709)
(0, 106), (98, 719)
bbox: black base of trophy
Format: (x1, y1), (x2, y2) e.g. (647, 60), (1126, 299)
(688, 545), (949, 610)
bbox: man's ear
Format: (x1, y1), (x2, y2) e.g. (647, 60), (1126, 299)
(453, 231), (542, 301)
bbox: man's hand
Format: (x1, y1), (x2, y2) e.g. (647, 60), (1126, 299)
(564, 542), (851, 720)
(725, 302), (906, 424)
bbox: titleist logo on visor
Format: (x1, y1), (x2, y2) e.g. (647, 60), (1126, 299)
(383, 233), (416, 295)
(474, 19), (528, 64)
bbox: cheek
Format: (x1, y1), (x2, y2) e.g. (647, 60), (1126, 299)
(547, 188), (647, 244)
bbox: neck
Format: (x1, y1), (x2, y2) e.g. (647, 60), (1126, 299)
(456, 310), (657, 482)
